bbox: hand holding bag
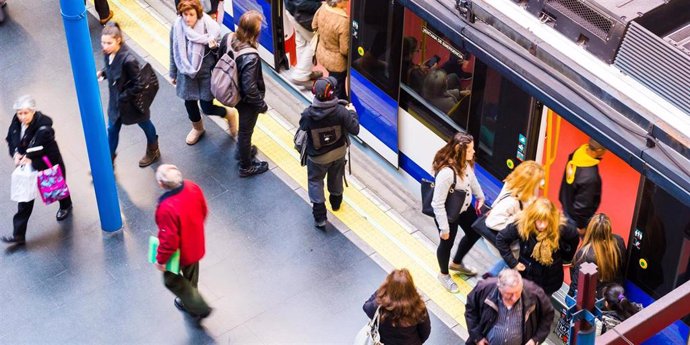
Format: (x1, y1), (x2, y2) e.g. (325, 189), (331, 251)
(471, 192), (514, 246)
(36, 156), (70, 205)
(421, 169), (466, 223)
(353, 306), (383, 345)
(11, 164), (37, 202)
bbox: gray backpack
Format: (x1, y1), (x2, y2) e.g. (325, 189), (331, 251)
(211, 33), (257, 107)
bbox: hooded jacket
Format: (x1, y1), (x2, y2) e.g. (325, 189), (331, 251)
(465, 277), (554, 345)
(299, 98), (359, 162)
(559, 144), (602, 229)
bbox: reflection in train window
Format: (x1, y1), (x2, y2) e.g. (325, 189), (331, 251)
(350, 0), (403, 98)
(400, 9), (474, 130)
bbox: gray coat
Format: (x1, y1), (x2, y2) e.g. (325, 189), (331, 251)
(169, 30), (217, 101)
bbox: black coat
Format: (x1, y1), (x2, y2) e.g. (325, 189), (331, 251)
(568, 234), (626, 297)
(465, 278), (554, 344)
(558, 151), (602, 229)
(362, 293), (431, 345)
(496, 222), (579, 295)
(6, 112), (65, 173)
(299, 99), (359, 158)
(103, 44), (149, 125)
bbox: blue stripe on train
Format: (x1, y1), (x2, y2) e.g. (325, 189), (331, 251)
(350, 69), (398, 153)
(231, 0), (274, 53)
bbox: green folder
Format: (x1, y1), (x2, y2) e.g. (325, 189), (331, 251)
(148, 236), (181, 274)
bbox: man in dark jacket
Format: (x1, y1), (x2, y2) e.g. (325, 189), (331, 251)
(285, 0), (323, 84)
(155, 164), (212, 324)
(300, 77), (359, 229)
(559, 139), (606, 236)
(2, 96), (73, 245)
(465, 269), (554, 345)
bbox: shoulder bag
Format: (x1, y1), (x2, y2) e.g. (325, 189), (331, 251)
(471, 191), (516, 246)
(421, 168), (466, 223)
(353, 306), (383, 345)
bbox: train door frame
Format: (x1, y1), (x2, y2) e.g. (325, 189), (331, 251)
(226, 0), (287, 69)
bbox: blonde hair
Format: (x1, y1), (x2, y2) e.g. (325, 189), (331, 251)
(517, 197), (563, 265)
(504, 160), (545, 204)
(580, 214), (621, 282)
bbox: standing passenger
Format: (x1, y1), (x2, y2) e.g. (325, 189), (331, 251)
(301, 77), (359, 229)
(232, 10), (270, 177)
(99, 22), (161, 167)
(285, 0), (323, 83)
(362, 269), (431, 344)
(495, 197), (579, 296)
(431, 133), (486, 293)
(2, 96), (73, 245)
(154, 164), (212, 324)
(312, 0), (349, 100)
(170, 0), (238, 146)
(559, 138), (606, 236)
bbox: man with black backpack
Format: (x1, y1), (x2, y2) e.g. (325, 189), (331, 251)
(299, 77), (359, 229)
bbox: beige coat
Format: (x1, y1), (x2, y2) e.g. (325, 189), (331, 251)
(312, 4), (349, 72)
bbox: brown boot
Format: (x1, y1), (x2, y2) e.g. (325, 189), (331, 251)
(225, 107), (239, 138)
(139, 138), (160, 167)
(186, 120), (205, 145)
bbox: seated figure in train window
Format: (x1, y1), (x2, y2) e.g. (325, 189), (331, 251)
(401, 36), (428, 94)
(442, 53), (473, 91)
(422, 69), (470, 121)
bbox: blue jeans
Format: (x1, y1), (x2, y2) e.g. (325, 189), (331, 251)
(488, 260), (509, 277)
(108, 118), (158, 155)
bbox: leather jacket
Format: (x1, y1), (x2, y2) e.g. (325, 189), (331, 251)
(235, 52), (267, 114)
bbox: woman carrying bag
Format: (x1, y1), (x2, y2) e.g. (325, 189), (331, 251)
(361, 269), (431, 345)
(431, 132), (485, 293)
(99, 22), (161, 167)
(2, 96), (72, 245)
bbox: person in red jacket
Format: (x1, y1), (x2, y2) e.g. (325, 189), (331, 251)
(154, 164), (212, 323)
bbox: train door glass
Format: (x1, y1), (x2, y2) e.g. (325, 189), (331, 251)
(398, 9), (474, 136)
(628, 179), (690, 299)
(467, 59), (538, 180)
(350, 0), (403, 98)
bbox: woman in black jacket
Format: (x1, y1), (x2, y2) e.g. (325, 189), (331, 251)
(2, 96), (72, 245)
(496, 197), (579, 296)
(362, 269), (431, 345)
(99, 22), (160, 167)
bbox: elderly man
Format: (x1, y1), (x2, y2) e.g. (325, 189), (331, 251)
(465, 269), (554, 345)
(154, 164), (212, 324)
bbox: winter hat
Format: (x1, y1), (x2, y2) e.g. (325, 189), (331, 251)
(312, 77), (338, 101)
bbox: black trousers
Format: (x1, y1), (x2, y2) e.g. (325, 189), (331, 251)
(236, 103), (260, 169)
(90, 0), (110, 20)
(163, 262), (211, 316)
(184, 100), (226, 122)
(436, 209), (481, 275)
(13, 197), (72, 239)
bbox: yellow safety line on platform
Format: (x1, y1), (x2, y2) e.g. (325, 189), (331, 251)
(108, 0), (473, 329)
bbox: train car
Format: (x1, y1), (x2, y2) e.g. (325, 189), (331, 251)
(219, 0), (690, 343)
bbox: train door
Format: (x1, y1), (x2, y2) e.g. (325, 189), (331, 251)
(225, 0), (287, 69)
(349, 0), (404, 166)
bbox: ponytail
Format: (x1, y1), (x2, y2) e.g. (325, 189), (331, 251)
(102, 22), (123, 41)
(603, 284), (641, 320)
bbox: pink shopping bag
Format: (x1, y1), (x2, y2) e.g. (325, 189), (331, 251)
(37, 156), (70, 205)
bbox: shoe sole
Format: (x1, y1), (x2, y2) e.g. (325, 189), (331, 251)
(448, 266), (478, 276)
(186, 131), (205, 145)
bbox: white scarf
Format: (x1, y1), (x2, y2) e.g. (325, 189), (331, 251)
(172, 15), (220, 79)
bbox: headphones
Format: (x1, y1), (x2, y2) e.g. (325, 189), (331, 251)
(312, 76), (338, 100)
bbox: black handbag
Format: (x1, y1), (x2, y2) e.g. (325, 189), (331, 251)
(471, 192), (515, 246)
(421, 169), (466, 223)
(132, 63), (158, 114)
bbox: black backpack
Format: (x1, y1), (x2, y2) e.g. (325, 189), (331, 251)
(132, 63), (159, 115)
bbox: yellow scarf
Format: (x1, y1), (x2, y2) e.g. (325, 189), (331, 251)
(565, 144), (601, 184)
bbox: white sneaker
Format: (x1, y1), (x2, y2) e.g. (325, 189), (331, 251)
(438, 274), (459, 293)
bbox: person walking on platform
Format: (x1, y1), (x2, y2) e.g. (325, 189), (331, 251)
(568, 213), (626, 298)
(170, 0), (238, 146)
(465, 269), (554, 345)
(431, 133), (485, 293)
(495, 197), (579, 296)
(559, 138), (606, 237)
(361, 268), (431, 344)
(285, 0), (323, 84)
(300, 77), (359, 229)
(154, 164), (212, 324)
(99, 22), (160, 167)
(85, 0), (114, 25)
(232, 10), (270, 177)
(2, 96), (73, 245)
(312, 0), (350, 100)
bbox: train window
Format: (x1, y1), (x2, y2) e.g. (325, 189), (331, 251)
(399, 9), (474, 130)
(627, 180), (690, 299)
(350, 0), (404, 98)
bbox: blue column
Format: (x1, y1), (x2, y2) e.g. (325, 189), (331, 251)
(60, 0), (122, 232)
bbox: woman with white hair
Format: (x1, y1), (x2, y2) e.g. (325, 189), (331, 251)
(2, 96), (73, 245)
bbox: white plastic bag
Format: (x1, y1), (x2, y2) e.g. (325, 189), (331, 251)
(11, 164), (37, 202)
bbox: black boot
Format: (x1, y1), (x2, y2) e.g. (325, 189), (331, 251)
(139, 137), (160, 167)
(312, 202), (327, 230)
(329, 194), (343, 211)
(234, 145), (257, 161)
